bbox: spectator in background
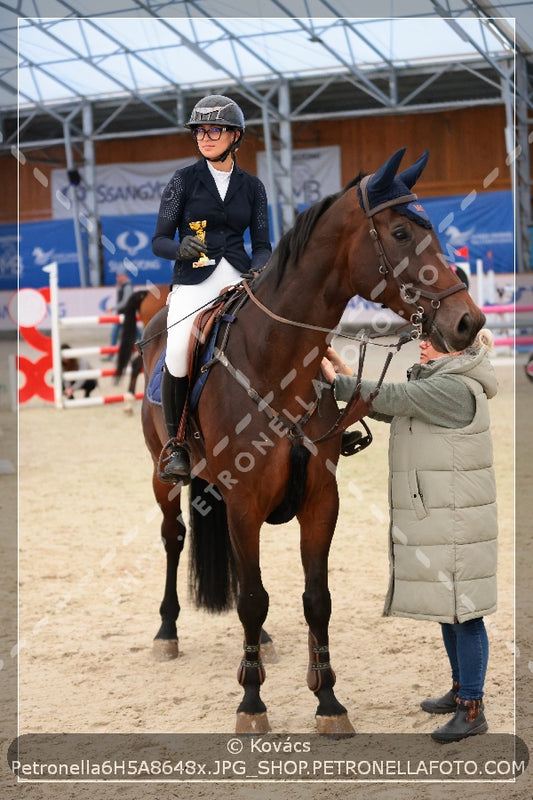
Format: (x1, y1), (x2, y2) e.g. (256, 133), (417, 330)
(61, 344), (97, 399)
(108, 270), (134, 352)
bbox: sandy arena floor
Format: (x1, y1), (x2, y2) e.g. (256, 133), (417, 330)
(1, 329), (531, 800)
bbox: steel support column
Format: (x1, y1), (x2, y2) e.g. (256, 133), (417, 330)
(82, 102), (102, 286)
(515, 53), (532, 272)
(277, 81), (295, 235)
(63, 118), (87, 288)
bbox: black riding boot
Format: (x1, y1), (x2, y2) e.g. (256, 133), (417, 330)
(158, 370), (190, 483)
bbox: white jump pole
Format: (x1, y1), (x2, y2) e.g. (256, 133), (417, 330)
(476, 259), (484, 308)
(63, 391), (144, 408)
(42, 262), (63, 409)
(61, 345), (119, 358)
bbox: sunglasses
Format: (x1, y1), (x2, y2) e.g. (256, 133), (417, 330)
(193, 126), (229, 141)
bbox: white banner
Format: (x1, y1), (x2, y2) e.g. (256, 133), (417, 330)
(51, 157), (197, 218)
(257, 145), (341, 208)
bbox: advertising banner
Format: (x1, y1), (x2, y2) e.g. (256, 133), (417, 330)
(422, 190), (513, 273)
(51, 157), (196, 219)
(257, 146), (341, 210)
(0, 187), (515, 296)
(100, 213), (169, 285)
(18, 219), (83, 288)
(0, 224), (18, 291)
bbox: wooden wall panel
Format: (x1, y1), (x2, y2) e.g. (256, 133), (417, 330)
(1, 105), (512, 224)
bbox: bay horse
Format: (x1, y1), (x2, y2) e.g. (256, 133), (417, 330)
(140, 148), (485, 735)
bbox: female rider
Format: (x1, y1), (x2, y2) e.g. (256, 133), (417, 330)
(152, 95), (272, 482)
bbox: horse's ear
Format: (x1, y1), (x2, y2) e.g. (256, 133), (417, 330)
(367, 148), (407, 192)
(397, 150), (429, 189)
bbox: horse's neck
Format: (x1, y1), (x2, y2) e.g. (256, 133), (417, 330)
(249, 249), (351, 402)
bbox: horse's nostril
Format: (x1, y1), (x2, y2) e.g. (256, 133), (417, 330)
(457, 313), (472, 336)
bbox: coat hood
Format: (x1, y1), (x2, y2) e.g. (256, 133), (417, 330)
(409, 347), (498, 400)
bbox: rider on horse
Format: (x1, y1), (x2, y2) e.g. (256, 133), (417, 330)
(152, 95), (272, 482)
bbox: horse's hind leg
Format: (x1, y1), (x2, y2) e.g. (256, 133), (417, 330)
(299, 496), (355, 736)
(152, 477), (186, 661)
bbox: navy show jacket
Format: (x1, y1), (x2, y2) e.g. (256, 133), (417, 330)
(152, 158), (272, 286)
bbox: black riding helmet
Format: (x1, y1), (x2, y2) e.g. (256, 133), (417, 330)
(185, 95), (245, 162)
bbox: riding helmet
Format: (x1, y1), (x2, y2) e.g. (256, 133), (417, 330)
(185, 95), (245, 131)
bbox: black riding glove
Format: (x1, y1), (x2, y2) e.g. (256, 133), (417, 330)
(177, 236), (205, 260)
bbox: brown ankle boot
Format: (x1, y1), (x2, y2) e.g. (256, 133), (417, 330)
(420, 680), (459, 714)
(431, 697), (488, 743)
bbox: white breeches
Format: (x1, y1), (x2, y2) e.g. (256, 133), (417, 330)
(165, 258), (242, 377)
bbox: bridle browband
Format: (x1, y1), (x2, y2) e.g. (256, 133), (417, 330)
(358, 173), (467, 337)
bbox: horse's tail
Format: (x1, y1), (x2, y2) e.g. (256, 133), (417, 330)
(188, 476), (238, 612)
(115, 290), (148, 380)
(266, 441), (311, 525)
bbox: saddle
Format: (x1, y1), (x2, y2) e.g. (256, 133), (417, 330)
(179, 286), (244, 440)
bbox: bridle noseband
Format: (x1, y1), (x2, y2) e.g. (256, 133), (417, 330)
(358, 174), (467, 337)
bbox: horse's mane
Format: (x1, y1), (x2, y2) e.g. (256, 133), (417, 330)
(263, 171), (365, 290)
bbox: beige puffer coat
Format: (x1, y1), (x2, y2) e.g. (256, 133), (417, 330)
(336, 347), (498, 624)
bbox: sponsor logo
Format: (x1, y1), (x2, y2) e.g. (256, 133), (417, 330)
(116, 230), (149, 257)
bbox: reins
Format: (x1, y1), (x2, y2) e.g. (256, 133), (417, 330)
(242, 280), (342, 336)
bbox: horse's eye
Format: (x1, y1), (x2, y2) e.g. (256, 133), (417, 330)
(392, 227), (410, 242)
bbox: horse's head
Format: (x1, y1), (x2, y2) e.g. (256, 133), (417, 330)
(357, 148), (485, 352)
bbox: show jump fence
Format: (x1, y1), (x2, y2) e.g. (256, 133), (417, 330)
(13, 262), (143, 409)
(483, 303), (533, 349)
(46, 262), (143, 409)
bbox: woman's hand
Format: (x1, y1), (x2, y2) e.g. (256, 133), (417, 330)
(321, 346), (354, 383)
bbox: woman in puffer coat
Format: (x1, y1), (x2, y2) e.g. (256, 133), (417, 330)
(322, 329), (498, 743)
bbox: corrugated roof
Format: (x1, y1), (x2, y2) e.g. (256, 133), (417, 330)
(0, 0), (531, 149)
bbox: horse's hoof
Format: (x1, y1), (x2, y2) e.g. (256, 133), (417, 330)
(152, 638), (179, 661)
(315, 713), (355, 737)
(235, 712), (271, 734)
(260, 640), (279, 664)
(123, 392), (134, 415)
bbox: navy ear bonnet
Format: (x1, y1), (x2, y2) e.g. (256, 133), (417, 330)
(358, 148), (433, 229)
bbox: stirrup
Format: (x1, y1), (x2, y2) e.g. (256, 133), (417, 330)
(157, 439), (190, 484)
(341, 419), (373, 456)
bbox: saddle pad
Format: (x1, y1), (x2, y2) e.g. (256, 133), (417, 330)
(146, 349), (166, 406)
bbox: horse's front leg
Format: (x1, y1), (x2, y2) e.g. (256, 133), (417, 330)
(152, 477), (186, 661)
(228, 511), (271, 734)
(299, 492), (355, 736)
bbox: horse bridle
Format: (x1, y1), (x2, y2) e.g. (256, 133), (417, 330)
(358, 174), (467, 338)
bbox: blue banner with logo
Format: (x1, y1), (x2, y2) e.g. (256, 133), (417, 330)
(7, 218), (83, 289)
(421, 190), (513, 273)
(100, 213), (169, 285)
(0, 224), (18, 290)
(1, 189), (516, 291)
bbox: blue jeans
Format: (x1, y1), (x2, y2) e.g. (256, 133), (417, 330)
(440, 618), (489, 700)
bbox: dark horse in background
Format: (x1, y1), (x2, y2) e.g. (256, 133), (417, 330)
(114, 284), (169, 413)
(140, 149), (485, 734)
